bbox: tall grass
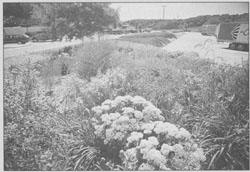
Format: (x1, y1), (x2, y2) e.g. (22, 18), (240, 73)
(71, 41), (116, 80)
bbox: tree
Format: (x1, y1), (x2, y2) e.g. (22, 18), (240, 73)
(3, 3), (33, 27)
(56, 3), (119, 44)
(31, 3), (62, 41)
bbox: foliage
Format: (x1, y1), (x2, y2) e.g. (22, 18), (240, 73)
(126, 13), (249, 30)
(3, 3), (34, 27)
(4, 40), (249, 171)
(56, 3), (119, 41)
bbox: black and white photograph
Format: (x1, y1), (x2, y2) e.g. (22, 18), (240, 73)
(2, 0), (249, 171)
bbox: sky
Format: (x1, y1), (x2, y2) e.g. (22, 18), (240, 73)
(110, 2), (249, 21)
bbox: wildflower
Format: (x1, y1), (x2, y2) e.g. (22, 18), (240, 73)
(142, 122), (155, 131)
(129, 118), (137, 124)
(148, 136), (159, 147)
(139, 137), (159, 154)
(127, 132), (143, 144)
(101, 114), (112, 125)
(110, 100), (119, 108)
(190, 148), (206, 162)
(122, 107), (134, 116)
(109, 113), (121, 121)
(153, 122), (168, 134)
(114, 131), (125, 141)
(161, 144), (173, 157)
(176, 127), (191, 139)
(115, 96), (126, 103)
(102, 99), (112, 106)
(132, 96), (147, 105)
(125, 147), (138, 162)
(173, 144), (185, 156)
(162, 122), (179, 137)
(92, 106), (103, 115)
(94, 125), (104, 137)
(124, 95), (133, 102)
(134, 110), (143, 120)
(138, 163), (155, 170)
(144, 129), (152, 134)
(116, 115), (130, 124)
(105, 128), (115, 142)
(139, 139), (153, 154)
(91, 117), (99, 124)
(143, 149), (166, 167)
(142, 105), (164, 121)
(101, 105), (110, 111)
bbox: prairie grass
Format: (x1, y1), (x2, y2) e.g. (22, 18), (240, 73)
(3, 39), (249, 170)
(71, 41), (116, 80)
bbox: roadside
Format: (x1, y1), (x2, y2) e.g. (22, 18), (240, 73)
(162, 32), (248, 66)
(4, 42), (32, 49)
(3, 34), (123, 59)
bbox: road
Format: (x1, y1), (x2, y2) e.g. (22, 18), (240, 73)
(163, 32), (249, 66)
(4, 34), (122, 58)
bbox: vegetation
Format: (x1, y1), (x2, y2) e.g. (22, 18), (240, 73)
(126, 13), (249, 30)
(4, 37), (249, 170)
(4, 3), (119, 42)
(120, 31), (176, 47)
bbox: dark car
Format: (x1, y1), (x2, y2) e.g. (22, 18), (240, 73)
(4, 34), (30, 44)
(31, 32), (55, 42)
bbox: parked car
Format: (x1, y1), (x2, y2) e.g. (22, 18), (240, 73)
(4, 34), (30, 44)
(28, 32), (55, 42)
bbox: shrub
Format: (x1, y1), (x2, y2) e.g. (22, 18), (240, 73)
(90, 95), (206, 170)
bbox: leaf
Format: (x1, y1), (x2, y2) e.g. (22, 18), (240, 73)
(218, 146), (225, 158)
(73, 153), (86, 170)
(208, 150), (220, 169)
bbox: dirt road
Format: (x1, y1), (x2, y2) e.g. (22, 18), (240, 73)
(163, 32), (248, 66)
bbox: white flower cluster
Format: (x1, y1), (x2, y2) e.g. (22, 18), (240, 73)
(91, 95), (206, 170)
(121, 134), (206, 170)
(92, 95), (165, 144)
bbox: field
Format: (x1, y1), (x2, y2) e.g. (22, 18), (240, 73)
(4, 33), (249, 170)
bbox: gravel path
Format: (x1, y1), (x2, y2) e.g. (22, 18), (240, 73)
(163, 32), (249, 66)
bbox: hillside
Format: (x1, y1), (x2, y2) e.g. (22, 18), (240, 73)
(125, 13), (249, 30)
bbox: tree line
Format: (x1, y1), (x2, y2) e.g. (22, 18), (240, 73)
(126, 13), (249, 30)
(3, 3), (119, 42)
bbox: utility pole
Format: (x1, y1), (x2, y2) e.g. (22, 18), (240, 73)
(162, 5), (167, 19)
